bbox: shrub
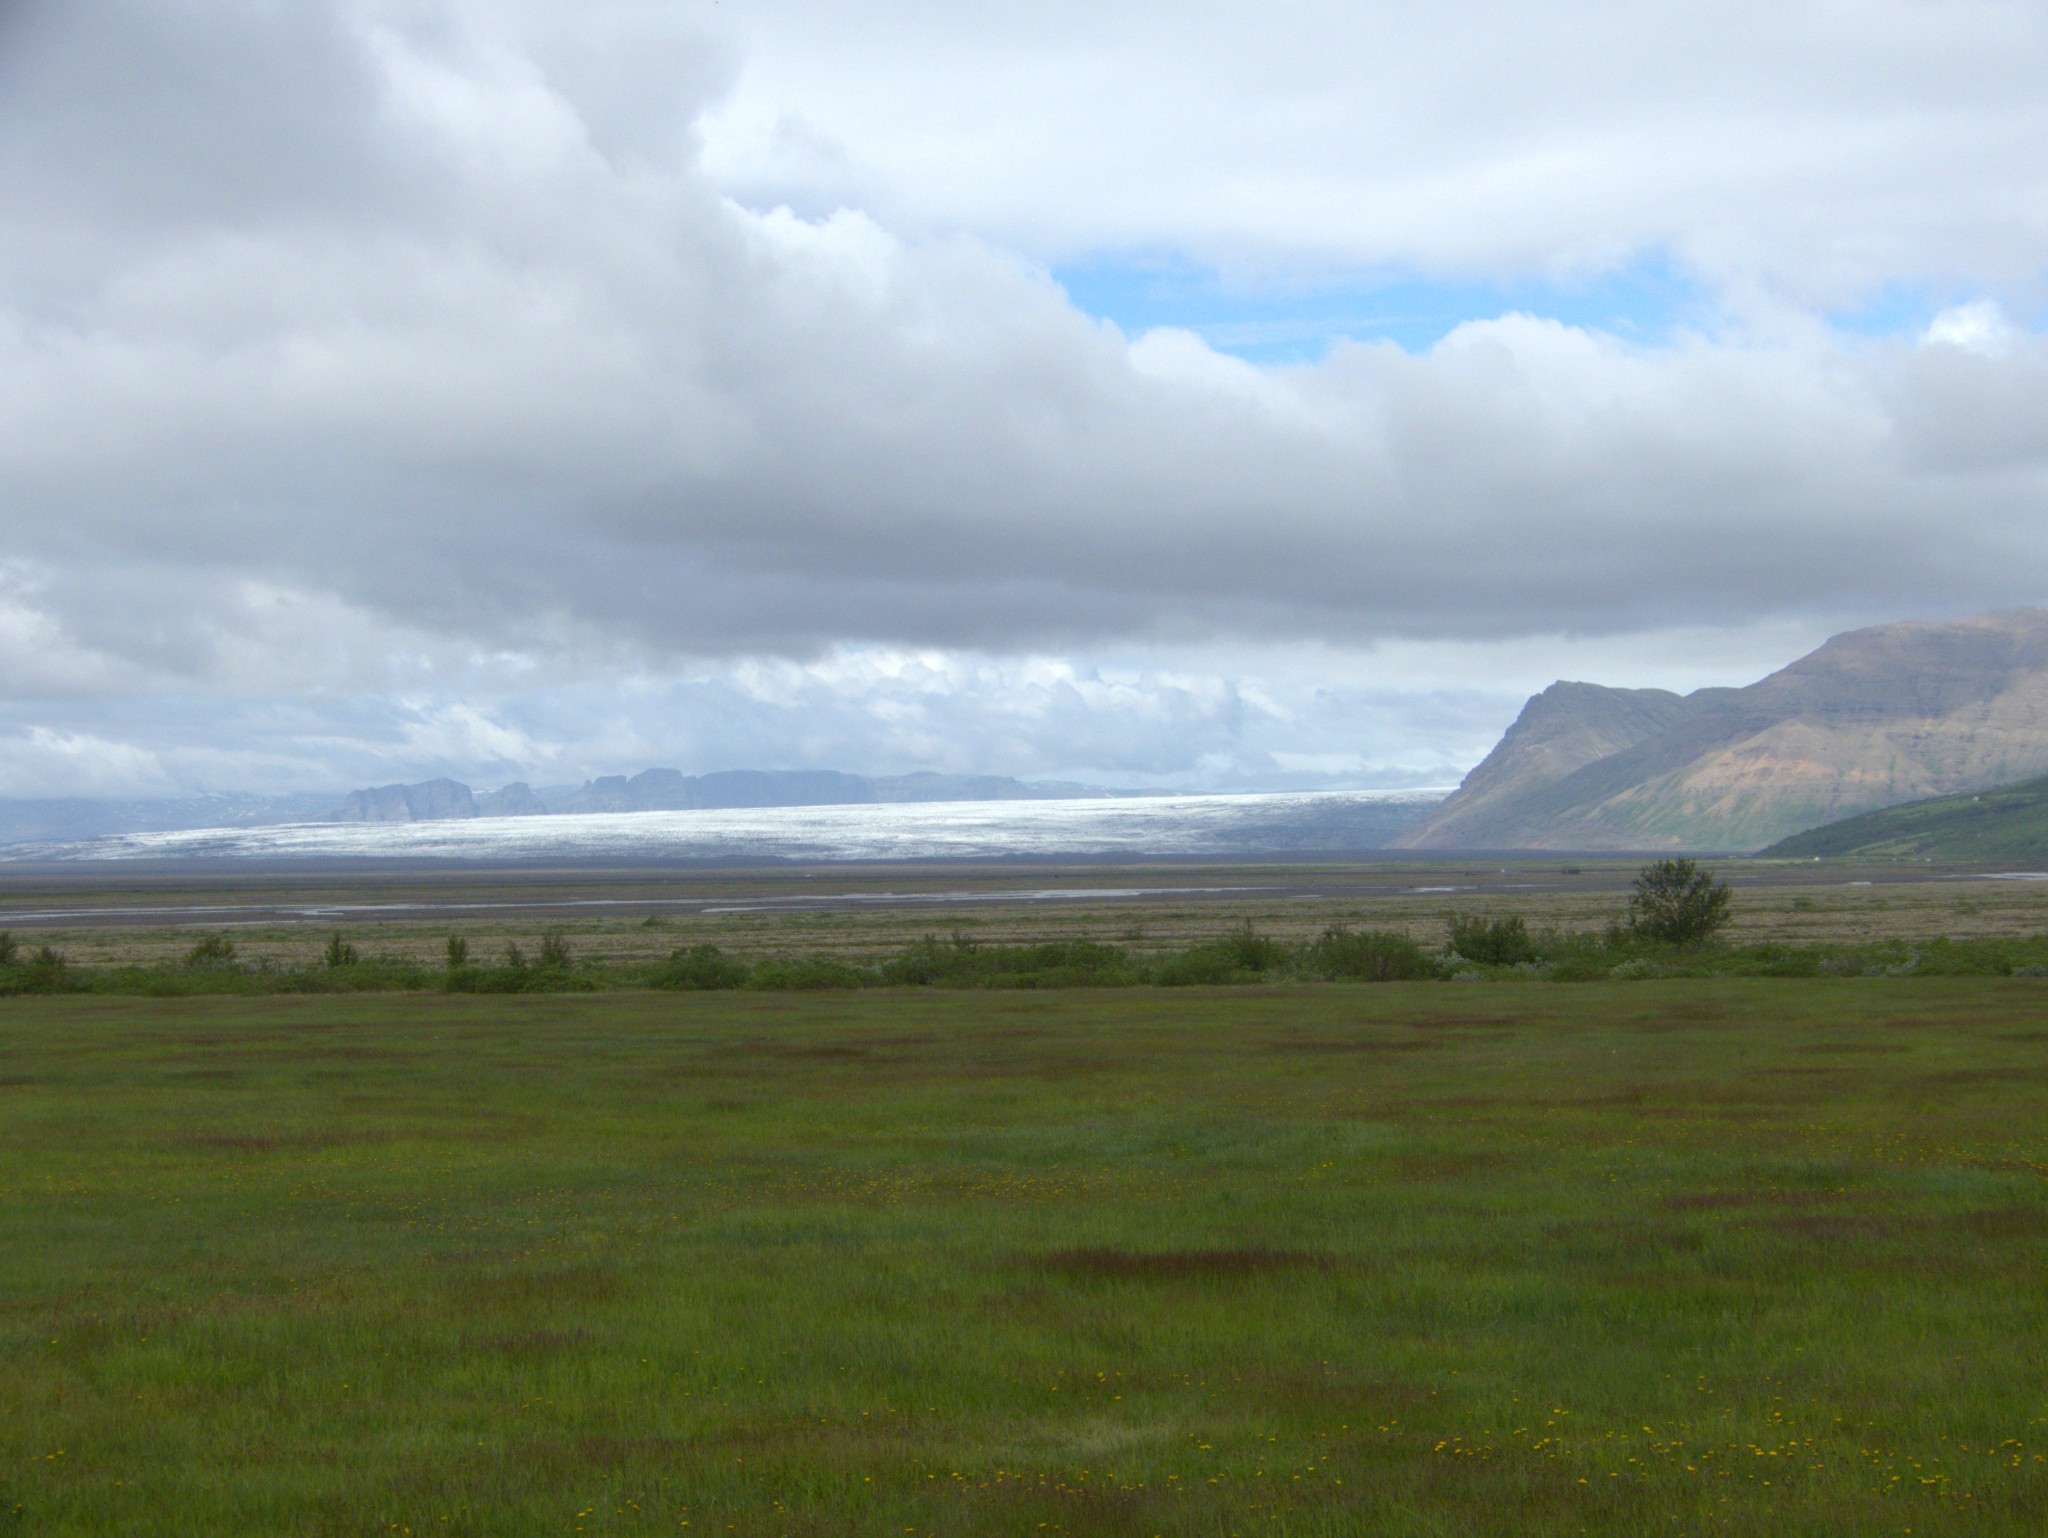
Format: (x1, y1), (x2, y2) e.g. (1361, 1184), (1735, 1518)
(445, 936), (469, 969)
(536, 932), (574, 970)
(1300, 926), (1442, 981)
(0, 930), (15, 965)
(1627, 859), (1733, 946)
(876, 937), (1134, 988)
(1446, 913), (1536, 965)
(653, 944), (751, 990)
(323, 933), (359, 968)
(1147, 947), (1240, 986)
(0, 945), (74, 995)
(970, 940), (1133, 988)
(1218, 922), (1290, 973)
(184, 934), (238, 969)
(1150, 926), (1288, 986)
(875, 935), (967, 986)
(746, 957), (874, 991)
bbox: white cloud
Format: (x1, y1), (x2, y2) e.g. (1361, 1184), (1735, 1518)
(697, 0), (2048, 306)
(0, 728), (173, 799)
(1923, 300), (2014, 355)
(0, 1), (2042, 796)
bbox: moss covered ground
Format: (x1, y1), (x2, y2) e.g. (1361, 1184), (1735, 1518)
(5, 982), (2048, 1534)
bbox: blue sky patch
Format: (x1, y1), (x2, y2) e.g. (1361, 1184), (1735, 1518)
(1054, 255), (1710, 361)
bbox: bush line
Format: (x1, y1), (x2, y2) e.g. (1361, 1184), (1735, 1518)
(3, 921), (2047, 996)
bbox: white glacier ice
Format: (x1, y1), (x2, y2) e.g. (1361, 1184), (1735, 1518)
(6, 789), (1450, 864)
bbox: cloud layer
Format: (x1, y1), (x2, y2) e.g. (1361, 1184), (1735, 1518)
(0, 0), (2043, 794)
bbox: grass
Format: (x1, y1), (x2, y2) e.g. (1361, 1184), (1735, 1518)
(4, 982), (2048, 1533)
(1764, 773), (2048, 860)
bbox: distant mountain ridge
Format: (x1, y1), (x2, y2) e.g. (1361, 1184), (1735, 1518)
(1396, 609), (2048, 852)
(326, 768), (1127, 823)
(0, 792), (337, 847)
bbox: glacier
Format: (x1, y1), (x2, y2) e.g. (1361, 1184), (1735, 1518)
(6, 789), (1450, 864)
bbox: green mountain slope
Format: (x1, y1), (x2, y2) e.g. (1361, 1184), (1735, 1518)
(1761, 774), (2048, 860)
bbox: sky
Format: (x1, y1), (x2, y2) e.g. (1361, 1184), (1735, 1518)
(0, 0), (2045, 800)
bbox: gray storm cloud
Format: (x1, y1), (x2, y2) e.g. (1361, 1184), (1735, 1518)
(0, 0), (2042, 738)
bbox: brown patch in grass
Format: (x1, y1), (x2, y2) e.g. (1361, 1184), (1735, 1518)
(715, 1039), (871, 1061)
(1263, 1036), (1440, 1054)
(1767, 1213), (1895, 1241)
(1917, 1066), (2048, 1086)
(1624, 1004), (1725, 1033)
(1794, 1041), (1910, 1054)
(1950, 1205), (2048, 1238)
(474, 1328), (593, 1356)
(574, 1434), (688, 1468)
(182, 1129), (387, 1152)
(1249, 1366), (1434, 1408)
(1039, 1245), (1333, 1280)
(1393, 1151), (1512, 1179)
(447, 1264), (624, 1309)
(1564, 1085), (1660, 1109)
(1661, 1189), (1846, 1212)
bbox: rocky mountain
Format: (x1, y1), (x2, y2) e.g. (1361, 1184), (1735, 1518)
(1396, 609), (2048, 851)
(330, 778), (477, 823)
(324, 768), (1124, 823)
(476, 782), (548, 817)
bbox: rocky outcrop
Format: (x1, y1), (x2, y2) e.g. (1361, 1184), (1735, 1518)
(475, 782), (547, 817)
(1395, 609), (2048, 851)
(328, 778), (477, 823)
(326, 769), (1121, 824)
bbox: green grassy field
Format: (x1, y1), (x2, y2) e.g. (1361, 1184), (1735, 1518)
(5, 984), (2048, 1535)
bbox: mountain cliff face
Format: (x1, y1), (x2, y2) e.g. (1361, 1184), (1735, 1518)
(1395, 609), (2048, 851)
(330, 778), (477, 823)
(1399, 681), (1689, 849)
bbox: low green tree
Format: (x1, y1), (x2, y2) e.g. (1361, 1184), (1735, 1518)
(184, 934), (237, 969)
(536, 932), (574, 970)
(1627, 859), (1733, 945)
(0, 930), (16, 965)
(445, 935), (469, 969)
(1447, 913), (1536, 965)
(323, 933), (359, 968)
